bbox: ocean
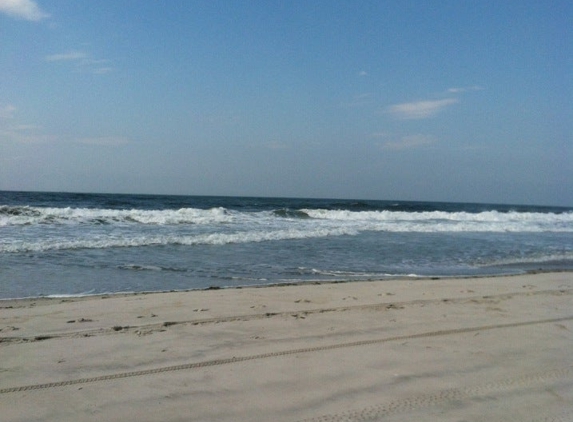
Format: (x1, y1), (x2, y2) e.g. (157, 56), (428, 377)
(1, 191), (572, 299)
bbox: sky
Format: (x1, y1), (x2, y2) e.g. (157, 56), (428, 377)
(0, 0), (571, 206)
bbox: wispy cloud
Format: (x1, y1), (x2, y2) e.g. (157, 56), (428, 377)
(447, 85), (483, 94)
(45, 51), (87, 62)
(45, 51), (114, 74)
(0, 0), (49, 21)
(341, 93), (375, 108)
(0, 125), (54, 144)
(0, 104), (17, 119)
(378, 134), (435, 151)
(1, 105), (129, 146)
(358, 70), (368, 77)
(0, 105), (51, 143)
(92, 67), (114, 75)
(2, 130), (54, 143)
(386, 98), (458, 119)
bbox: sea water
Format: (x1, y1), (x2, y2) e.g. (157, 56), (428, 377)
(1, 191), (572, 299)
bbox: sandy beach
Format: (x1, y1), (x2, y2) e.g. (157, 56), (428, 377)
(1, 272), (572, 421)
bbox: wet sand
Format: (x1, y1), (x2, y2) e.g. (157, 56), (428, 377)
(1, 272), (572, 421)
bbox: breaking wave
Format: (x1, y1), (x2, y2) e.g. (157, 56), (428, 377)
(0, 205), (234, 226)
(0, 226), (359, 253)
(1, 205), (571, 230)
(1, 204), (571, 254)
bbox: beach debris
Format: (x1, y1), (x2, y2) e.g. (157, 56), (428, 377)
(34, 335), (53, 341)
(112, 325), (129, 331)
(66, 318), (93, 323)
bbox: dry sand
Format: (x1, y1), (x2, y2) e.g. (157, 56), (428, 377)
(1, 272), (572, 421)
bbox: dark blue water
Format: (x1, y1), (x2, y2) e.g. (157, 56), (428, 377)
(1, 191), (572, 299)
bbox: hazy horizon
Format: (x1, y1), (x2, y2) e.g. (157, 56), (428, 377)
(2, 188), (572, 209)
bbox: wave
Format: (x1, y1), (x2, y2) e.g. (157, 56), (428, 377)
(2, 206), (572, 254)
(302, 208), (573, 222)
(272, 208), (311, 219)
(2, 205), (572, 229)
(284, 267), (394, 278)
(478, 252), (573, 268)
(301, 209), (573, 232)
(0, 226), (360, 253)
(0, 205), (234, 226)
(117, 264), (187, 272)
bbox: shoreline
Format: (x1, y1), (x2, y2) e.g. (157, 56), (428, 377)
(3, 268), (572, 304)
(2, 271), (572, 421)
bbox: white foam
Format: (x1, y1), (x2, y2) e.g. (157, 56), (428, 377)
(0, 226), (360, 253)
(2, 205), (571, 232)
(0, 206), (235, 226)
(301, 209), (573, 232)
(478, 252), (573, 267)
(1, 206), (572, 253)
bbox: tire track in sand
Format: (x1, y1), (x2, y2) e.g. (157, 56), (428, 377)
(528, 409), (573, 422)
(297, 367), (573, 422)
(1, 315), (572, 395)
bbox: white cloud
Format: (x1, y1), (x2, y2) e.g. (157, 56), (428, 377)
(0, 0), (49, 21)
(45, 51), (87, 62)
(0, 104), (55, 144)
(46, 51), (114, 74)
(386, 98), (458, 119)
(358, 70), (368, 77)
(0, 126), (54, 144)
(92, 67), (114, 75)
(447, 85), (483, 94)
(379, 134), (434, 151)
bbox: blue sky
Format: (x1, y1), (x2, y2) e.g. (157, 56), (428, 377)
(1, 0), (571, 206)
